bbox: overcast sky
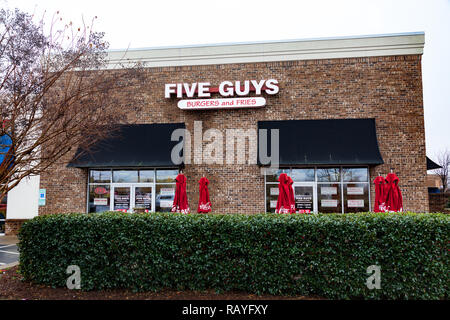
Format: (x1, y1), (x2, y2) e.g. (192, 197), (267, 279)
(5, 0), (450, 160)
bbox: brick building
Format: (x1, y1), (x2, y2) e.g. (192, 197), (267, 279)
(4, 32), (428, 234)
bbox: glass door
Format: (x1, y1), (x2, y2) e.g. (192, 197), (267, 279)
(134, 186), (153, 212)
(111, 184), (154, 213)
(293, 183), (317, 213)
(112, 185), (132, 212)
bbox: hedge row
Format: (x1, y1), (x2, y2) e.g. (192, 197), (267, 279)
(18, 212), (449, 299)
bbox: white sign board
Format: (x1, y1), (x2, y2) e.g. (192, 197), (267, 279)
(321, 187), (337, 195)
(160, 188), (175, 195)
(347, 187), (364, 195)
(321, 199), (338, 207)
(178, 97), (266, 110)
(93, 198), (108, 206)
(348, 200), (365, 208)
(270, 200), (277, 208)
(270, 188), (279, 196)
(160, 200), (173, 208)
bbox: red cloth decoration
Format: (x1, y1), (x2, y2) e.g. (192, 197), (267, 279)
(171, 173), (190, 214)
(197, 176), (211, 213)
(287, 175), (296, 213)
(276, 173), (294, 214)
(383, 173), (403, 212)
(373, 176), (386, 212)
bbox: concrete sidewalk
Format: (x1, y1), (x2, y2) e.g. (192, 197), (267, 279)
(0, 236), (19, 269)
(0, 236), (18, 245)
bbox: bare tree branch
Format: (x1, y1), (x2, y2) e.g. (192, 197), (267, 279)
(433, 149), (450, 193)
(0, 8), (145, 199)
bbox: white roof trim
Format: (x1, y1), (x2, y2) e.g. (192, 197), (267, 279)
(105, 32), (425, 69)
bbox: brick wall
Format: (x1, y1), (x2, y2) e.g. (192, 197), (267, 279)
(39, 54), (428, 215)
(5, 219), (28, 235)
(39, 156), (88, 215)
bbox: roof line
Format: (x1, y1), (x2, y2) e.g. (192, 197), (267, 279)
(104, 32), (425, 69)
(107, 32), (425, 52)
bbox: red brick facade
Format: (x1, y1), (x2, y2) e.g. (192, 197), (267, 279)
(37, 54), (428, 216)
(5, 219), (27, 236)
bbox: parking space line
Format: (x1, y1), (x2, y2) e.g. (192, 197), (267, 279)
(0, 244), (16, 249)
(0, 250), (19, 255)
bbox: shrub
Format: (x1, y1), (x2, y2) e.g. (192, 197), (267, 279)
(18, 212), (449, 299)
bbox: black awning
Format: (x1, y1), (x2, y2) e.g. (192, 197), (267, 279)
(426, 156), (441, 170)
(257, 118), (384, 166)
(68, 123), (185, 168)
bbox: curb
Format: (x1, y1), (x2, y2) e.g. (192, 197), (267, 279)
(1, 261), (19, 269)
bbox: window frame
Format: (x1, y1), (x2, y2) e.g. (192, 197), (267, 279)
(87, 167), (178, 213)
(264, 166), (370, 213)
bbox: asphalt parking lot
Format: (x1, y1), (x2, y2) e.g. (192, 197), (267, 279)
(0, 243), (19, 267)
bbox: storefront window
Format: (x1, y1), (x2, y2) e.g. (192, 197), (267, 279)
(317, 168), (340, 182)
(88, 185), (110, 213)
(318, 183), (341, 213)
(265, 168), (290, 183)
(113, 170), (138, 183)
(155, 184), (175, 212)
(139, 170), (154, 183)
(343, 183), (369, 212)
(89, 170), (111, 183)
(264, 166), (370, 213)
(342, 168), (368, 182)
(291, 168), (315, 182)
(88, 168), (178, 213)
(156, 169), (178, 183)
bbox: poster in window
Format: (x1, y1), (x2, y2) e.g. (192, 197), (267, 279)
(270, 188), (279, 196)
(321, 187), (337, 195)
(114, 194), (130, 210)
(160, 200), (172, 208)
(93, 198), (108, 206)
(295, 194), (313, 211)
(270, 200), (277, 208)
(348, 199), (364, 207)
(347, 187), (364, 195)
(94, 186), (108, 195)
(160, 188), (175, 196)
(135, 192), (151, 209)
(321, 199), (338, 207)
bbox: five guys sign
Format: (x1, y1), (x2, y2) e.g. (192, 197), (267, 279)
(164, 79), (279, 110)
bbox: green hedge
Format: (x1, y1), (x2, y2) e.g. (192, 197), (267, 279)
(18, 212), (449, 299)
